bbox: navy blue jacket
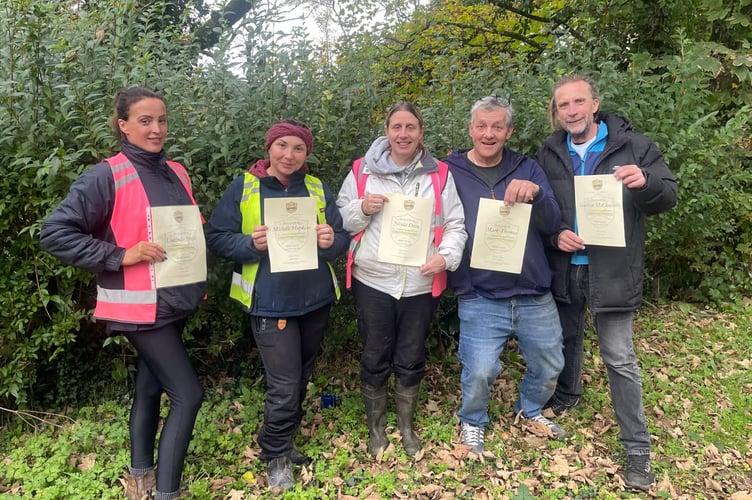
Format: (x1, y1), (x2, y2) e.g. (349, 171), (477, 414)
(445, 148), (561, 299)
(206, 163), (349, 317)
(537, 112), (678, 311)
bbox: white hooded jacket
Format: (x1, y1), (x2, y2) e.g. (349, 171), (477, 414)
(337, 137), (467, 299)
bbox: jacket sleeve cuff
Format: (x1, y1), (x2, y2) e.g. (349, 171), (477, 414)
(439, 249), (459, 272)
(106, 247), (126, 271)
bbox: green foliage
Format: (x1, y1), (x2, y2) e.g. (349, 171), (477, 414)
(1, 303), (750, 497)
(0, 0), (200, 407)
(623, 36), (752, 301)
(1, 0), (750, 410)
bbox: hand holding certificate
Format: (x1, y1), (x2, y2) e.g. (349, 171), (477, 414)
(150, 205), (207, 288)
(469, 198), (531, 274)
(377, 193), (432, 266)
(264, 197), (318, 272)
(574, 174), (626, 247)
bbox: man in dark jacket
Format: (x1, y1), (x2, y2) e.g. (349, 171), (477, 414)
(537, 75), (678, 491)
(445, 96), (565, 455)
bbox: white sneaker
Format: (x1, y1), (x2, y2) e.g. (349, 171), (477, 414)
(460, 422), (485, 453)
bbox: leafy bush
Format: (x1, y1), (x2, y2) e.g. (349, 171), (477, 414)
(1, 0), (750, 411)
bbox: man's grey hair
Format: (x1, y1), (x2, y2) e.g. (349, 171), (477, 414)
(470, 96), (514, 127)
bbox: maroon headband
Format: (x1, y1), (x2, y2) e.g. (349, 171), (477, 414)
(264, 122), (314, 155)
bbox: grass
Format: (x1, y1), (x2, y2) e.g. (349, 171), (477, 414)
(1, 300), (751, 499)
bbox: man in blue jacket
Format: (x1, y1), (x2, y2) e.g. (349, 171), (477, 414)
(537, 75), (678, 491)
(445, 96), (565, 455)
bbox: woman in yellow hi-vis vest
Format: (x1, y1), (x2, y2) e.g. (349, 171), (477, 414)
(206, 121), (349, 492)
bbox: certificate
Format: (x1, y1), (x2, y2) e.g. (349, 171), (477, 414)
(377, 193), (432, 266)
(264, 197), (318, 272)
(470, 198), (531, 274)
(150, 205), (207, 288)
(574, 175), (626, 247)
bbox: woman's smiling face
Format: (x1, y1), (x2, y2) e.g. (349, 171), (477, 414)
(117, 97), (168, 153)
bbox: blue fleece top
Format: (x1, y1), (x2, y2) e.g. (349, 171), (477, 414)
(444, 148), (562, 299)
(569, 122), (608, 264)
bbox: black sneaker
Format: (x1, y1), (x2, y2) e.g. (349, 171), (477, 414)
(624, 454), (655, 491)
(543, 395), (580, 416)
(267, 456), (294, 490)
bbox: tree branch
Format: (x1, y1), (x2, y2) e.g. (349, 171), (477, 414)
(194, 0), (256, 50)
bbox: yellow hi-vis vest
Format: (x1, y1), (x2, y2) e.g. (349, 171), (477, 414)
(229, 173), (341, 309)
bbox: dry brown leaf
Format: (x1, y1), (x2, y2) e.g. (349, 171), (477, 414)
(521, 477), (540, 490)
(674, 457), (695, 470)
(361, 484), (379, 499)
(210, 476), (235, 491)
(225, 489), (245, 500)
(451, 443), (470, 460)
(705, 443), (721, 459)
(549, 454), (570, 476)
(77, 452), (96, 472)
(424, 399), (440, 413)
(655, 471), (676, 496)
(731, 492), (752, 500)
(704, 477), (725, 492)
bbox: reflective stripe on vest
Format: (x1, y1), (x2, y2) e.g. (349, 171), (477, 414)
(229, 173), (341, 309)
(93, 152), (198, 323)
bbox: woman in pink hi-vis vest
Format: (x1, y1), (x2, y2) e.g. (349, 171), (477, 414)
(336, 102), (467, 459)
(41, 87), (206, 500)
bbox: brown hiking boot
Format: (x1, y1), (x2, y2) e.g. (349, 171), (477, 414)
(121, 467), (156, 500)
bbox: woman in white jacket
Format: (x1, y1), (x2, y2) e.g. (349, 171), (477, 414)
(337, 102), (466, 457)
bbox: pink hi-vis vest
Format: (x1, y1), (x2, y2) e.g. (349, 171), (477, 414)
(346, 158), (449, 298)
(93, 152), (199, 324)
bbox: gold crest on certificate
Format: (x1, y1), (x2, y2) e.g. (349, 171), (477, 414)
(150, 205), (207, 288)
(264, 197), (318, 272)
(574, 175), (626, 247)
(470, 198), (531, 274)
(377, 193), (432, 266)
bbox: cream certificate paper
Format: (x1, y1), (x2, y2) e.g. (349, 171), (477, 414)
(264, 197), (318, 272)
(377, 193), (432, 266)
(150, 205), (207, 288)
(470, 198), (531, 274)
(574, 175), (626, 247)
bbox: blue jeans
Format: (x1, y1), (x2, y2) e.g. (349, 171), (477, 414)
(554, 265), (651, 455)
(457, 293), (563, 428)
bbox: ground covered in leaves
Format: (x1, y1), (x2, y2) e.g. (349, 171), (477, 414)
(1, 301), (751, 499)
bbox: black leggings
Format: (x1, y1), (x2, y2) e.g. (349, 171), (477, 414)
(125, 321), (203, 494)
